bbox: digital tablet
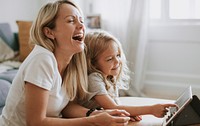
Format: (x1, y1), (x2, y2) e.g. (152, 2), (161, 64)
(162, 86), (193, 126)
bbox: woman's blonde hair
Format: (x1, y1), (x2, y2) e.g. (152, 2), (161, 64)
(85, 30), (130, 89)
(29, 0), (88, 100)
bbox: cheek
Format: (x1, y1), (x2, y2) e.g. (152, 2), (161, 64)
(96, 61), (108, 72)
(99, 64), (111, 74)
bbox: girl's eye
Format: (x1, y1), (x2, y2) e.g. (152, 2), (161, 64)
(117, 54), (121, 57)
(106, 58), (112, 61)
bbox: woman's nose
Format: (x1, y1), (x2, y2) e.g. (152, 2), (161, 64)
(77, 20), (84, 29)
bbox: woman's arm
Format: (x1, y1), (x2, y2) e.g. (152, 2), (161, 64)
(25, 83), (88, 126)
(61, 101), (89, 118)
(25, 83), (130, 126)
(94, 94), (177, 118)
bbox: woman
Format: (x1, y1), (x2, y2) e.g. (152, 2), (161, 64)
(0, 1), (130, 126)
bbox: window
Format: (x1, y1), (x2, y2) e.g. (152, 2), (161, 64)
(150, 0), (200, 19)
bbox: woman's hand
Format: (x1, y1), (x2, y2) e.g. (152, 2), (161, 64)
(151, 104), (178, 118)
(88, 109), (130, 126)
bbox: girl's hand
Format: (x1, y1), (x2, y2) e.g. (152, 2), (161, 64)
(88, 109), (130, 126)
(151, 104), (178, 118)
(130, 115), (142, 122)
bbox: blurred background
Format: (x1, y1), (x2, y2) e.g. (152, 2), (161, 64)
(0, 0), (200, 100)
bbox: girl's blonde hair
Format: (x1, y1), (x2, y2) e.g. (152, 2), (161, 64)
(29, 0), (88, 100)
(85, 30), (130, 89)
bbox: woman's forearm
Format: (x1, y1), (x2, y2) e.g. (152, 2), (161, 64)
(27, 116), (93, 126)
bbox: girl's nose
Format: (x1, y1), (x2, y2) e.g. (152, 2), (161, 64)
(114, 57), (120, 64)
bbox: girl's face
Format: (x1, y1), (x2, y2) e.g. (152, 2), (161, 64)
(95, 41), (121, 77)
(53, 3), (85, 54)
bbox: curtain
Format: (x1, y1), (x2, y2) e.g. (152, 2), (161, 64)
(121, 0), (149, 97)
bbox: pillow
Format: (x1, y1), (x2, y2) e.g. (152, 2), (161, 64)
(0, 37), (15, 62)
(0, 23), (19, 51)
(16, 21), (33, 62)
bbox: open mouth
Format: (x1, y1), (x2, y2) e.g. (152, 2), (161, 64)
(72, 34), (84, 41)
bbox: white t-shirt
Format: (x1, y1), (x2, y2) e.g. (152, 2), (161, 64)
(79, 72), (120, 109)
(0, 45), (69, 126)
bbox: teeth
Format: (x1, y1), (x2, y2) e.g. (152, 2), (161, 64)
(73, 33), (83, 38)
(73, 33), (83, 41)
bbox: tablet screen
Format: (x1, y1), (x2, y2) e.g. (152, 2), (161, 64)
(163, 86), (193, 126)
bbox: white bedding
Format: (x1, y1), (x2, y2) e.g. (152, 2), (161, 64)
(0, 61), (21, 73)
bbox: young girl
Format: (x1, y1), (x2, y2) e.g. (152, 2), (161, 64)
(81, 30), (177, 120)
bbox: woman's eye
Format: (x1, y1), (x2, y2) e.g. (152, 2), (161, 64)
(80, 19), (84, 23)
(80, 20), (84, 23)
(68, 19), (74, 23)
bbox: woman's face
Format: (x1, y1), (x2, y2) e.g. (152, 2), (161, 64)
(95, 41), (121, 77)
(53, 3), (85, 54)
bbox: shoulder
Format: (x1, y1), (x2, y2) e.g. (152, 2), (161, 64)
(29, 45), (55, 60)
(87, 72), (108, 94)
(24, 45), (57, 68)
(20, 45), (57, 77)
(89, 72), (103, 80)
(88, 72), (106, 88)
(88, 72), (106, 84)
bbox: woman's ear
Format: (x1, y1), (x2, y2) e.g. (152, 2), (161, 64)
(43, 27), (55, 40)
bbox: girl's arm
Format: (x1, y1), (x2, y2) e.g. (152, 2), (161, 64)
(94, 94), (177, 118)
(61, 101), (89, 118)
(25, 83), (130, 126)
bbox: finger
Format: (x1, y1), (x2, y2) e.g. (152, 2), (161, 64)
(114, 116), (130, 123)
(130, 116), (142, 121)
(134, 116), (142, 121)
(130, 117), (136, 122)
(133, 116), (142, 121)
(119, 110), (130, 116)
(164, 109), (168, 113)
(164, 104), (178, 108)
(109, 109), (130, 116)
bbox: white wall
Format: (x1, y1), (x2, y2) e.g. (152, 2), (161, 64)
(0, 0), (41, 32)
(143, 23), (200, 99)
(0, 0), (84, 32)
(84, 0), (131, 43)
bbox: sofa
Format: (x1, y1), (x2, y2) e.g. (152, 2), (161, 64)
(0, 21), (32, 114)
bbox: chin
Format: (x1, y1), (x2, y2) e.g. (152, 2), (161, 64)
(74, 43), (84, 52)
(76, 47), (84, 53)
(110, 72), (118, 76)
